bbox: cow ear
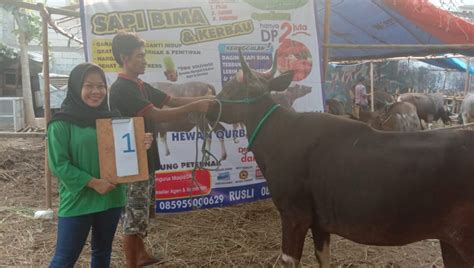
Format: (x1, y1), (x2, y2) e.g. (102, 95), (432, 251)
(269, 71), (294, 92)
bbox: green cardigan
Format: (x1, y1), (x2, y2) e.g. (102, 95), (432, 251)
(48, 121), (126, 217)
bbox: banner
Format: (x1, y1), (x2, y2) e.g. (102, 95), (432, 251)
(81, 0), (324, 213)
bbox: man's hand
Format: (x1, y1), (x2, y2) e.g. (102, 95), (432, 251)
(144, 98), (217, 123)
(190, 99), (216, 113)
(87, 178), (116, 195)
(166, 95), (216, 107)
(144, 132), (153, 150)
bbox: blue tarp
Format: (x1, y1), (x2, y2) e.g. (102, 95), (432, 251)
(421, 58), (474, 74)
(315, 0), (474, 61)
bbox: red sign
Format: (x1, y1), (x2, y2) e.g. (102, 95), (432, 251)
(155, 169), (211, 199)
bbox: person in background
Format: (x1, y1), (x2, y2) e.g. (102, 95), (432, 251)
(110, 32), (215, 267)
(48, 63), (153, 268)
(353, 76), (370, 119)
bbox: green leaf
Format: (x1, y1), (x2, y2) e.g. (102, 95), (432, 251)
(1, 5), (42, 44)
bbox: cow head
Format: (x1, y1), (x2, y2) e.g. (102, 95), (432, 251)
(439, 109), (452, 125)
(286, 84), (312, 100)
(209, 50), (294, 124)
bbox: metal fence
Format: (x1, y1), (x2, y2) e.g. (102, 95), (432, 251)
(0, 97), (24, 132)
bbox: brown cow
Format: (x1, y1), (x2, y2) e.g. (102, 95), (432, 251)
(325, 98), (346, 116)
(208, 52), (474, 268)
(355, 102), (422, 132)
(150, 81), (227, 161)
(374, 102), (421, 132)
(373, 90), (395, 111)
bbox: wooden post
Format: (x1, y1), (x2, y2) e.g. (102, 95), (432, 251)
(466, 58), (472, 94)
(370, 62), (374, 112)
(39, 3), (52, 210)
(322, 0), (331, 82)
(442, 70), (447, 92)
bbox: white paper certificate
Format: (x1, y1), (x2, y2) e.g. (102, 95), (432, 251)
(112, 118), (139, 177)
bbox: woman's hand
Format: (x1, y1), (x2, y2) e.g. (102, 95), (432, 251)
(144, 132), (153, 150)
(87, 178), (116, 195)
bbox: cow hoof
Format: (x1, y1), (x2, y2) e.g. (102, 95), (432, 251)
(280, 253), (300, 268)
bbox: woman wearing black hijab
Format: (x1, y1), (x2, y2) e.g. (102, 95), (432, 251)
(48, 63), (151, 267)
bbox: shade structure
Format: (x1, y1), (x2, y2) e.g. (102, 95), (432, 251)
(421, 58), (474, 74)
(315, 0), (474, 61)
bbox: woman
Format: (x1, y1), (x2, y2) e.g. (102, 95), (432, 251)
(48, 63), (152, 267)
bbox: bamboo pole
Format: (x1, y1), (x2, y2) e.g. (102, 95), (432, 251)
(39, 3), (52, 210)
(332, 54), (470, 64)
(465, 58), (471, 95)
(324, 44), (474, 50)
(322, 0), (331, 82)
(470, 66), (472, 93)
(370, 62), (374, 112)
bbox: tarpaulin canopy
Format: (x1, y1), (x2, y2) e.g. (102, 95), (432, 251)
(421, 58), (474, 74)
(316, 0), (474, 61)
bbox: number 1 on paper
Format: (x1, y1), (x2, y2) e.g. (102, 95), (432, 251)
(112, 119), (139, 177)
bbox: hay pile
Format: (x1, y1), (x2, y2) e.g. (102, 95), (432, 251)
(0, 137), (443, 267)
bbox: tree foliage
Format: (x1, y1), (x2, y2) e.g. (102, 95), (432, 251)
(0, 3), (42, 44)
(0, 42), (17, 64)
(0, 2), (42, 126)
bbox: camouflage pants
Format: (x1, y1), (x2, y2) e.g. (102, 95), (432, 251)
(122, 174), (155, 237)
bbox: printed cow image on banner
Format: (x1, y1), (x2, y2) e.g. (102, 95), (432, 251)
(80, 0), (324, 213)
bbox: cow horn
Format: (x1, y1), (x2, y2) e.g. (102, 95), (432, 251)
(260, 49), (278, 79)
(238, 49), (253, 82)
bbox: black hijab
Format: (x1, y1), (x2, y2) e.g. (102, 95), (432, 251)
(49, 63), (120, 128)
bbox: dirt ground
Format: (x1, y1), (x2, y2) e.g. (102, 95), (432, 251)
(0, 137), (444, 267)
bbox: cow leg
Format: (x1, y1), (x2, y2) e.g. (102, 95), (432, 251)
(449, 236), (474, 267)
(436, 118), (445, 128)
(204, 137), (211, 162)
(279, 214), (311, 268)
(201, 125), (211, 162)
(440, 241), (470, 268)
(159, 132), (170, 156)
(427, 115), (434, 129)
(218, 138), (227, 161)
(232, 124), (240, 143)
(311, 226), (330, 268)
(211, 123), (228, 161)
(420, 119), (428, 130)
(462, 113), (469, 125)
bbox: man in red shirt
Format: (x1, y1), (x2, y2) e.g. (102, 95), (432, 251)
(110, 32), (215, 268)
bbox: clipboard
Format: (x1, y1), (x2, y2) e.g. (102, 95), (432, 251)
(96, 117), (149, 184)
